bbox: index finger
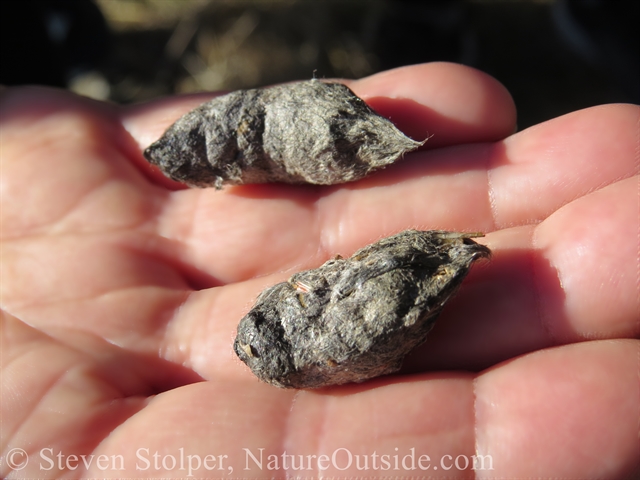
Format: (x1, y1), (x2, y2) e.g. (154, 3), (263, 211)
(122, 62), (517, 188)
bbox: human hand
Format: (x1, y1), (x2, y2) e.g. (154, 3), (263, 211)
(1, 63), (638, 479)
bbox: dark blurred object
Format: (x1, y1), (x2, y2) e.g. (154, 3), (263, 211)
(376, 0), (476, 70)
(2, 0), (636, 129)
(467, 0), (638, 128)
(0, 0), (109, 88)
(553, 0), (639, 102)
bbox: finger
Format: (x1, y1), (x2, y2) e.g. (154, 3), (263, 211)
(532, 175), (639, 342)
(85, 340), (638, 479)
(474, 339), (639, 479)
(488, 103), (639, 228)
(353, 62), (517, 147)
(149, 103), (637, 286)
(406, 175), (638, 372)
(157, 175), (637, 380)
(123, 62), (517, 156)
(120, 62), (516, 190)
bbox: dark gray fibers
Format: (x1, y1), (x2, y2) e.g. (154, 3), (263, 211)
(234, 230), (491, 388)
(144, 80), (423, 188)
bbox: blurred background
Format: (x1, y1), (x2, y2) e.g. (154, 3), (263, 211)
(1, 0), (638, 129)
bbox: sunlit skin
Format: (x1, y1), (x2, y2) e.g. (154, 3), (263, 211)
(1, 63), (638, 479)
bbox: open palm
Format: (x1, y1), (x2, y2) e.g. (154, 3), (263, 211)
(1, 63), (638, 479)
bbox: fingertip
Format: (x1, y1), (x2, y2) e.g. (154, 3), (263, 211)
(475, 339), (639, 479)
(532, 177), (639, 341)
(352, 62), (517, 147)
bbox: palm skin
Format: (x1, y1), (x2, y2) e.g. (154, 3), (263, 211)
(1, 63), (638, 479)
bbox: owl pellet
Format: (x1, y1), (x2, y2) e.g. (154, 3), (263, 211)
(234, 230), (491, 389)
(144, 80), (423, 188)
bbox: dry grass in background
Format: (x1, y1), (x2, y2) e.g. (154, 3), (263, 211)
(69, 0), (636, 130)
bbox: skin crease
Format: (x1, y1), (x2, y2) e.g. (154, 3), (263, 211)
(1, 62), (639, 479)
